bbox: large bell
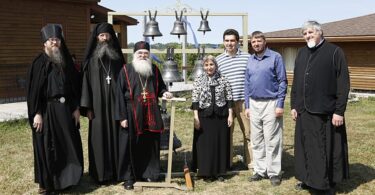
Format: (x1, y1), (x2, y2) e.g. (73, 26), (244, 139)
(197, 11), (211, 35)
(170, 11), (187, 39)
(190, 47), (205, 80)
(143, 10), (162, 40)
(162, 47), (183, 83)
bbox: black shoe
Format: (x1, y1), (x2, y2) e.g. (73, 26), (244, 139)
(124, 180), (134, 190)
(295, 182), (310, 191)
(248, 173), (264, 182)
(270, 175), (281, 186)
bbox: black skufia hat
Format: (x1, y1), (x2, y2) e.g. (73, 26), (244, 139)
(41, 24), (63, 43)
(134, 41), (150, 53)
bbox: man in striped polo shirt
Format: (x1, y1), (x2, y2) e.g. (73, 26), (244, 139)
(216, 29), (252, 169)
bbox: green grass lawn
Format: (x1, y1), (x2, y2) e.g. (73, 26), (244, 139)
(1, 95), (374, 194)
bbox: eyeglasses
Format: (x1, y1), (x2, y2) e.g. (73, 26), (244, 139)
(48, 38), (61, 43)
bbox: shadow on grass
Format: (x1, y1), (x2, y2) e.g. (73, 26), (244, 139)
(337, 163), (375, 193)
(62, 172), (118, 194)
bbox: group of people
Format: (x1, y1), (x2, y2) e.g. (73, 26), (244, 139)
(190, 21), (349, 195)
(27, 23), (172, 194)
(26, 19), (349, 195)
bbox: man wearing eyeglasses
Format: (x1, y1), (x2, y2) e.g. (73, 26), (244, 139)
(26, 24), (83, 194)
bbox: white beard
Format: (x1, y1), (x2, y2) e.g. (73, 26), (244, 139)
(307, 40), (316, 48)
(132, 57), (153, 77)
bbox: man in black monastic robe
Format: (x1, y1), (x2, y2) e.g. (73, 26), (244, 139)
(291, 21), (350, 194)
(27, 24), (83, 194)
(115, 41), (173, 190)
(80, 23), (125, 183)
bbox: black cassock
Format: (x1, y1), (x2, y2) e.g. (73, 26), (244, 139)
(27, 53), (83, 190)
(80, 56), (123, 182)
(115, 63), (167, 181)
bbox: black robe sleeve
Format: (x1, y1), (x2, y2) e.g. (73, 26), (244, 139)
(290, 49), (301, 111)
(26, 53), (47, 126)
(115, 66), (128, 121)
(154, 65), (167, 97)
(334, 47), (350, 116)
(80, 60), (93, 116)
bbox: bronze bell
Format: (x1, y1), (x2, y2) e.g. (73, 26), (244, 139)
(162, 47), (183, 83)
(197, 11), (211, 35)
(190, 47), (205, 80)
(170, 11), (187, 39)
(143, 10), (162, 40)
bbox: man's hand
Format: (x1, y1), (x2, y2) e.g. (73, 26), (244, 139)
(33, 113), (43, 132)
(332, 114), (344, 127)
(120, 120), (128, 128)
(87, 110), (94, 120)
(72, 108), (80, 126)
(245, 108), (251, 119)
(163, 92), (173, 99)
(291, 109), (298, 121)
(275, 108), (284, 118)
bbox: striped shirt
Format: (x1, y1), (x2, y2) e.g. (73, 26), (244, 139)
(216, 49), (250, 101)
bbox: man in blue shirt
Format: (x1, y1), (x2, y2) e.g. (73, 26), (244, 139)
(244, 31), (287, 186)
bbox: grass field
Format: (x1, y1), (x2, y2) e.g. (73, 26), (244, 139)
(0, 94), (374, 194)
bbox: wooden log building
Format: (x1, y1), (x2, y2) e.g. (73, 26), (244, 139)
(246, 13), (375, 91)
(0, 0), (137, 103)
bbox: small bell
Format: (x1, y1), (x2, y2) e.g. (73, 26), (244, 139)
(190, 47), (205, 80)
(143, 10), (162, 40)
(197, 11), (211, 35)
(162, 47), (183, 83)
(170, 11), (187, 39)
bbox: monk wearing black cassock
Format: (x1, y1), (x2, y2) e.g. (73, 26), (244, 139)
(27, 24), (83, 194)
(80, 23), (125, 183)
(115, 41), (173, 190)
(291, 21), (349, 195)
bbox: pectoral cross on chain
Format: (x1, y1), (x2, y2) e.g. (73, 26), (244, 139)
(141, 90), (148, 102)
(106, 75), (111, 85)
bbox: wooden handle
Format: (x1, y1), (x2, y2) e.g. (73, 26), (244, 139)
(184, 167), (193, 189)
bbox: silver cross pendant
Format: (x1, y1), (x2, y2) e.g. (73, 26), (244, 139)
(106, 75), (111, 85)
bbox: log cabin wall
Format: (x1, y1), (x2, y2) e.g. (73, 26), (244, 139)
(0, 0), (95, 103)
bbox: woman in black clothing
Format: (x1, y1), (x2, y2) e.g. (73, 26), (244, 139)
(191, 55), (233, 181)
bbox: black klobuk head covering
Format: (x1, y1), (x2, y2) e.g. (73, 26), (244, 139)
(41, 24), (63, 43)
(83, 22), (125, 69)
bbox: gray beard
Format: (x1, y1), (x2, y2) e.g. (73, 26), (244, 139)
(94, 41), (120, 61)
(47, 47), (64, 67)
(132, 58), (153, 77)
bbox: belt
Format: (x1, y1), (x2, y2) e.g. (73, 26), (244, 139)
(48, 97), (66, 103)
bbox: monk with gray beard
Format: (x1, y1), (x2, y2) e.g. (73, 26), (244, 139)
(80, 22), (125, 184)
(115, 41), (173, 190)
(26, 24), (83, 194)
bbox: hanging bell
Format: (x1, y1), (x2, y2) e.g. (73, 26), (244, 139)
(162, 48), (183, 83)
(190, 47), (205, 80)
(197, 11), (211, 35)
(170, 11), (187, 39)
(143, 10), (162, 40)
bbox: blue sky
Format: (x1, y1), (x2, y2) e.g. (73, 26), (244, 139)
(99, 0), (375, 44)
